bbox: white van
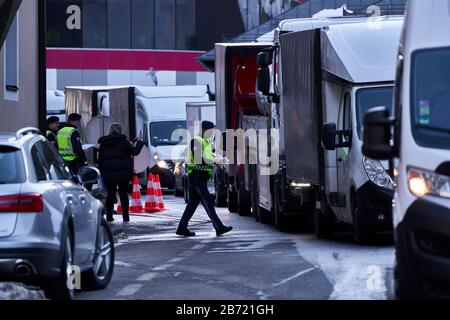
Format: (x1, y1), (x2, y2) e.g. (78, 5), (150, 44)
(135, 85), (211, 189)
(363, 0), (450, 299)
(46, 90), (66, 123)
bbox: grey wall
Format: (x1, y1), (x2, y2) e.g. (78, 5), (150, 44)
(0, 0), (38, 132)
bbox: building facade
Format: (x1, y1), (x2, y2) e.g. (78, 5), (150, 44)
(45, 0), (300, 90)
(0, 0), (41, 132)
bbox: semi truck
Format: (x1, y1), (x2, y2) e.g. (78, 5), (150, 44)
(64, 85), (211, 190)
(363, 0), (450, 298)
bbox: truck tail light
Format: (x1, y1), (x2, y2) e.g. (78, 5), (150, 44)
(0, 194), (44, 213)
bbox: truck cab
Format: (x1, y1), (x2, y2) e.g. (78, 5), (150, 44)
(363, 0), (450, 299)
(134, 85), (211, 190)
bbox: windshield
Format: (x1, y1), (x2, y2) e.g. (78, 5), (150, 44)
(0, 146), (26, 184)
(356, 86), (394, 137)
(150, 121), (187, 147)
(411, 47), (450, 150)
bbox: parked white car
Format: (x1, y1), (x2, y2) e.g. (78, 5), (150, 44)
(0, 128), (114, 300)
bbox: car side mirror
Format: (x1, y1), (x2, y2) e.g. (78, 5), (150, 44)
(322, 123), (352, 151)
(257, 51), (271, 67)
(78, 167), (100, 186)
(362, 107), (394, 160)
(257, 66), (270, 96)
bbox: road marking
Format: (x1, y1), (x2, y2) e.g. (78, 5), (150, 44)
(192, 244), (207, 250)
(115, 261), (134, 268)
(116, 284), (143, 297)
(273, 267), (319, 288)
(153, 263), (174, 271)
(137, 272), (159, 281)
(168, 257), (184, 264)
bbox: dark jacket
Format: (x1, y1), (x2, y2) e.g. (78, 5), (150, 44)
(98, 133), (144, 184)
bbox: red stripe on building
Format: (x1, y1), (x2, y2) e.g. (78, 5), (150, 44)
(46, 49), (207, 72)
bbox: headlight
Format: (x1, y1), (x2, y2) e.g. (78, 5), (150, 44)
(363, 157), (395, 190)
(153, 154), (160, 161)
(157, 160), (169, 170)
(408, 167), (450, 199)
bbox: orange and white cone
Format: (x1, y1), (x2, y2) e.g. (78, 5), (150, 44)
(145, 174), (160, 213)
(116, 197), (123, 215)
(155, 175), (166, 211)
(130, 176), (144, 214)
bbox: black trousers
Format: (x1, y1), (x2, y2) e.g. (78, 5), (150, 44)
(178, 173), (225, 232)
(106, 182), (130, 221)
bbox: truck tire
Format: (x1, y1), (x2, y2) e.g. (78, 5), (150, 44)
(227, 188), (238, 213)
(237, 176), (251, 216)
(43, 229), (75, 301)
(183, 177), (190, 204)
(352, 194), (376, 245)
(214, 176), (227, 208)
(314, 204), (334, 239)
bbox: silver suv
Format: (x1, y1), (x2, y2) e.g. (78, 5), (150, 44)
(0, 128), (114, 300)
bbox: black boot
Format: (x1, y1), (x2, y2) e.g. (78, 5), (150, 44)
(216, 226), (233, 237)
(176, 229), (196, 237)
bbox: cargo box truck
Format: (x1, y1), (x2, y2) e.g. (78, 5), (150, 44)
(64, 85), (211, 189)
(251, 17), (403, 243)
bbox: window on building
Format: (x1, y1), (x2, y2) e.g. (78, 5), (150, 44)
(46, 0), (83, 47)
(108, 0), (131, 49)
(155, 0), (175, 49)
(4, 15), (18, 100)
(132, 0), (155, 49)
(82, 0), (107, 48)
(176, 0), (196, 50)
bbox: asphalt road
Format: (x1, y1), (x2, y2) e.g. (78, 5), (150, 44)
(76, 196), (396, 301)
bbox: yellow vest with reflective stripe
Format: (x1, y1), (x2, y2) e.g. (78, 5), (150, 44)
(57, 127), (77, 162)
(187, 137), (214, 175)
(46, 130), (56, 140)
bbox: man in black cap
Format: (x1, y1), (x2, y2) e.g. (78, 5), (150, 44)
(57, 113), (88, 176)
(46, 116), (60, 148)
(177, 121), (233, 237)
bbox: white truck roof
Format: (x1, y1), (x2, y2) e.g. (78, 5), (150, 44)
(322, 18), (404, 84)
(135, 85), (211, 122)
(402, 0), (450, 53)
(257, 15), (403, 43)
(135, 85), (210, 99)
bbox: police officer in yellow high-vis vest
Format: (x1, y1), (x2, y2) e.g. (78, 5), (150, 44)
(177, 121), (233, 237)
(57, 113), (88, 176)
(46, 116), (60, 149)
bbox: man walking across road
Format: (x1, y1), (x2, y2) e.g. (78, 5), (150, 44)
(46, 116), (60, 148)
(57, 113), (88, 176)
(177, 121), (233, 237)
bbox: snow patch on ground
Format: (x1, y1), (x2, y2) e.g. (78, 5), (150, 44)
(0, 283), (45, 300)
(296, 239), (395, 300)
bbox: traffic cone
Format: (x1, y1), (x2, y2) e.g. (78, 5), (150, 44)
(155, 175), (166, 211)
(130, 176), (145, 214)
(116, 197), (123, 215)
(145, 174), (160, 213)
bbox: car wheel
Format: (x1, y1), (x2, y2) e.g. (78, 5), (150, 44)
(82, 218), (115, 291)
(43, 229), (76, 300)
(353, 194), (376, 245)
